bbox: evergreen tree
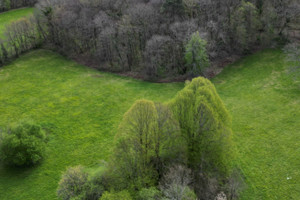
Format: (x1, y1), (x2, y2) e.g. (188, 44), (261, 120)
(185, 32), (210, 76)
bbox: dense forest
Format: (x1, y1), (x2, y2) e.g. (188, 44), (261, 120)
(0, 0), (299, 80)
(0, 0), (37, 12)
(35, 0), (300, 79)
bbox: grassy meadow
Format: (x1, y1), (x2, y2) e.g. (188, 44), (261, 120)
(213, 49), (300, 199)
(0, 48), (299, 200)
(0, 50), (184, 199)
(0, 7), (34, 38)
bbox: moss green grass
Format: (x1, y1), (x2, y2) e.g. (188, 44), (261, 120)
(0, 7), (34, 38)
(0, 50), (183, 199)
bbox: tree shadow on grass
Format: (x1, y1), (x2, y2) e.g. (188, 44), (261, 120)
(0, 162), (40, 180)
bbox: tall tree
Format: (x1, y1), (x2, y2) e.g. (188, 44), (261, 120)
(185, 32), (210, 76)
(231, 0), (261, 53)
(111, 100), (183, 191)
(170, 77), (233, 176)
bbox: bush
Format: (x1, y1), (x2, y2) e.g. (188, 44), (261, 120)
(160, 165), (197, 200)
(100, 190), (132, 200)
(0, 121), (46, 166)
(137, 187), (162, 200)
(57, 166), (105, 200)
(57, 166), (88, 200)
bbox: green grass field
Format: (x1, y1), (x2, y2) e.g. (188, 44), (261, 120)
(213, 49), (300, 199)
(0, 49), (299, 200)
(0, 50), (183, 199)
(0, 7), (34, 38)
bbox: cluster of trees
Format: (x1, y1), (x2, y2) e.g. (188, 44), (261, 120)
(0, 16), (44, 65)
(57, 77), (240, 200)
(34, 0), (300, 79)
(0, 0), (37, 12)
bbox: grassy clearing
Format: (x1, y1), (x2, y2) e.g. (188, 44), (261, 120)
(0, 50), (183, 199)
(0, 48), (299, 200)
(0, 7), (34, 38)
(212, 49), (300, 199)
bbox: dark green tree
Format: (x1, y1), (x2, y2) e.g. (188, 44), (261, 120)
(231, 1), (261, 52)
(185, 32), (210, 76)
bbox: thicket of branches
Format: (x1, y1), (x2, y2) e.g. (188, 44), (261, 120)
(34, 0), (300, 79)
(0, 16), (44, 65)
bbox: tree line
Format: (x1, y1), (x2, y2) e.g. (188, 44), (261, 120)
(33, 0), (300, 80)
(0, 0), (37, 12)
(1, 0), (299, 79)
(0, 15), (44, 65)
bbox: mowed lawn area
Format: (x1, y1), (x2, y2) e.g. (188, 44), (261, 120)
(213, 49), (300, 199)
(0, 48), (299, 200)
(0, 7), (34, 38)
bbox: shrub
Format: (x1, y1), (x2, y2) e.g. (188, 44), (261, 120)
(57, 166), (105, 200)
(84, 168), (107, 200)
(0, 121), (46, 166)
(57, 166), (89, 200)
(185, 32), (210, 76)
(100, 190), (132, 200)
(137, 187), (162, 200)
(160, 165), (197, 200)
